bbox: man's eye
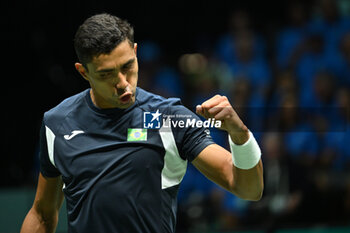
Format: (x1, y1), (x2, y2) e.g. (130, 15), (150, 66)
(122, 64), (133, 72)
(100, 72), (113, 78)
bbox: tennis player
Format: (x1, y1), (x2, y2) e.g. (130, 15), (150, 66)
(21, 13), (263, 233)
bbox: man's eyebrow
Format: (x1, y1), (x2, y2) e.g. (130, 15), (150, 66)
(122, 58), (135, 68)
(96, 58), (135, 73)
(96, 68), (115, 73)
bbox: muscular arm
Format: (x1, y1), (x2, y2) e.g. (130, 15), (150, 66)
(192, 143), (263, 201)
(21, 173), (64, 233)
(193, 95), (264, 201)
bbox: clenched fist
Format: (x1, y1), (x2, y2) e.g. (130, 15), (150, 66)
(196, 95), (250, 145)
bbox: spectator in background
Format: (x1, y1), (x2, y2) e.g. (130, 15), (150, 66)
(137, 40), (184, 99)
(308, 0), (350, 63)
(312, 71), (337, 107)
(216, 9), (266, 65)
(269, 69), (299, 107)
(230, 79), (251, 120)
(215, 10), (270, 103)
(153, 66), (184, 98)
(325, 88), (350, 171)
(293, 31), (333, 106)
(247, 133), (303, 230)
(231, 31), (271, 97)
(267, 69), (299, 129)
(269, 92), (318, 167)
(305, 71), (350, 172)
(136, 40), (162, 91)
(338, 32), (350, 87)
(179, 53), (219, 105)
(275, 1), (309, 69)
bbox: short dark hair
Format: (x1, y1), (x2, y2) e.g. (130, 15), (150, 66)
(74, 13), (134, 68)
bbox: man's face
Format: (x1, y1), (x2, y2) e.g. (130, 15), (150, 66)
(76, 40), (138, 109)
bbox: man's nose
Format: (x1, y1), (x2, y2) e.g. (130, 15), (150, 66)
(116, 73), (129, 95)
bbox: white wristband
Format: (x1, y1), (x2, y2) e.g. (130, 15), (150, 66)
(228, 131), (261, 170)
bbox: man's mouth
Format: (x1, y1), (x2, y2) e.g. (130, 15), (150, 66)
(119, 92), (132, 104)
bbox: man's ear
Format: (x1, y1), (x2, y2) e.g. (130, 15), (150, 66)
(134, 43), (137, 55)
(75, 63), (89, 81)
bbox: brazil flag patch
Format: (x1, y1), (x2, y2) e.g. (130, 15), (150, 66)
(127, 128), (147, 141)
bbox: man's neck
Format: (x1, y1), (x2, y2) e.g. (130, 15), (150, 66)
(89, 89), (115, 109)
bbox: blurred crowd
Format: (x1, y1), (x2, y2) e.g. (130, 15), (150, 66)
(135, 0), (350, 232)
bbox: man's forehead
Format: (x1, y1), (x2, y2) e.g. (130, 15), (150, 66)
(89, 41), (135, 71)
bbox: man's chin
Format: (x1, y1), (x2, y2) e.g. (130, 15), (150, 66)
(114, 97), (135, 109)
(118, 102), (134, 109)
